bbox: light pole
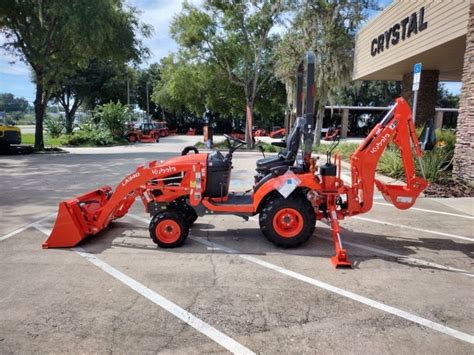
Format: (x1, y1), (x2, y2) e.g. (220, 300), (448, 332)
(146, 81), (150, 120)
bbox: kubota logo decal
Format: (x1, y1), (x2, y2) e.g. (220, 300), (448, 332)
(370, 133), (390, 154)
(122, 172), (140, 186)
(151, 166), (177, 175)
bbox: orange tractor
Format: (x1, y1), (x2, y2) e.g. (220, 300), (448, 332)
(126, 122), (160, 143)
(43, 52), (432, 267)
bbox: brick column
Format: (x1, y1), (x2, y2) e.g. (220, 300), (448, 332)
(401, 70), (439, 126)
(453, 3), (474, 182)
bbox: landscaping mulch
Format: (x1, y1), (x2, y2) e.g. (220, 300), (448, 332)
(424, 178), (474, 198)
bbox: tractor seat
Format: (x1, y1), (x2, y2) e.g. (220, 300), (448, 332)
(256, 123), (301, 173)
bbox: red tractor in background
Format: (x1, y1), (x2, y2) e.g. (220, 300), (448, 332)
(269, 127), (286, 139)
(153, 121), (169, 137)
(126, 122), (160, 143)
(43, 52), (434, 268)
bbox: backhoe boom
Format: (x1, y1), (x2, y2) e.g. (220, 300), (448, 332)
(347, 97), (428, 215)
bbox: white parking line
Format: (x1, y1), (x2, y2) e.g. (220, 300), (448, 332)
(373, 202), (474, 220)
(127, 213), (474, 344)
(33, 223), (255, 355)
(0, 213), (56, 242)
(248, 215), (473, 277)
(187, 235), (474, 345)
(353, 216), (474, 242)
(318, 235), (474, 278)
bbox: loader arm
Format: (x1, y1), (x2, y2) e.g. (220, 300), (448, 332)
(347, 97), (428, 215)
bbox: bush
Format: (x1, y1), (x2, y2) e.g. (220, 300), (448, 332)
(94, 102), (129, 137)
(313, 142), (359, 160)
(377, 147), (406, 179)
(60, 130), (116, 146)
(44, 115), (64, 138)
(58, 115), (127, 146)
(377, 129), (456, 183)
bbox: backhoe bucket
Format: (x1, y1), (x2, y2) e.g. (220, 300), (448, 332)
(42, 186), (112, 248)
(375, 178), (428, 210)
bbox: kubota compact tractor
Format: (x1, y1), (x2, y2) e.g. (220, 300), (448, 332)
(43, 52), (433, 267)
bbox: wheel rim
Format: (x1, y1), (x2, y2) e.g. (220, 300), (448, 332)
(129, 135), (136, 142)
(155, 219), (181, 243)
(272, 208), (304, 238)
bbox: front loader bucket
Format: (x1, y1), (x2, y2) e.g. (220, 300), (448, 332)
(42, 186), (112, 248)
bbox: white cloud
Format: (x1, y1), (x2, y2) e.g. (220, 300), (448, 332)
(127, 0), (203, 64)
(0, 56), (32, 76)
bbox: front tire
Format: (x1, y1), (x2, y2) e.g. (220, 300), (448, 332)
(149, 210), (188, 248)
(169, 201), (198, 226)
(259, 194), (315, 248)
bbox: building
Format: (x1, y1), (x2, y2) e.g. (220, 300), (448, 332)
(353, 0), (473, 181)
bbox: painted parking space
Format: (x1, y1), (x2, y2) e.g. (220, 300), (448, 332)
(1, 145), (473, 353)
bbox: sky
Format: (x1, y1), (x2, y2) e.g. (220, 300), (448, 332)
(0, 0), (462, 104)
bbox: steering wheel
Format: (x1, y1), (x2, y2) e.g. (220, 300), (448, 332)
(224, 133), (246, 145)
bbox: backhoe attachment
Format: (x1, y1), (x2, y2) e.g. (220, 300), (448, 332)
(349, 97), (429, 214)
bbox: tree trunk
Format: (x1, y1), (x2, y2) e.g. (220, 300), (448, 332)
(65, 111), (74, 134)
(34, 79), (46, 150)
(245, 99), (254, 149)
(284, 80), (295, 139)
(314, 103), (325, 146)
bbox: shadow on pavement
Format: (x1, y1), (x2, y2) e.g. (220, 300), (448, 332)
(68, 218), (473, 274)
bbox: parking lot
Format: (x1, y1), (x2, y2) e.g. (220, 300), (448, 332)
(1, 135), (473, 353)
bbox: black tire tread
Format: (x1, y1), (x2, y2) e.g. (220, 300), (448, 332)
(259, 193), (315, 248)
(149, 210), (188, 248)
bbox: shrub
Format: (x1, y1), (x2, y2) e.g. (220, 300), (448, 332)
(377, 146), (406, 179)
(313, 142), (359, 160)
(58, 115), (126, 146)
(377, 129), (456, 183)
(60, 130), (116, 146)
(94, 102), (129, 137)
(419, 146), (454, 182)
(44, 115), (64, 138)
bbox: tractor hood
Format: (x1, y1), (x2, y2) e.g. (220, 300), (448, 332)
(160, 152), (208, 167)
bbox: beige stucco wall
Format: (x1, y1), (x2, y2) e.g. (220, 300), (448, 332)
(353, 0), (470, 81)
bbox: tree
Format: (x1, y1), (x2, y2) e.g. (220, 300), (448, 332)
(0, 0), (150, 149)
(335, 80), (401, 107)
(51, 58), (139, 134)
(437, 84), (459, 108)
(170, 0), (285, 147)
(152, 54), (244, 118)
(136, 63), (163, 119)
(274, 29), (306, 133)
(275, 0), (377, 145)
(0, 93), (29, 112)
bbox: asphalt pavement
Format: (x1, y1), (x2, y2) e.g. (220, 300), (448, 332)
(0, 135), (472, 353)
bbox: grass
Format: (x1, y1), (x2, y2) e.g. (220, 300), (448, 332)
(312, 142), (360, 160)
(21, 133), (63, 147)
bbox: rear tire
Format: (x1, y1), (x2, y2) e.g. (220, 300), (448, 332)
(149, 210), (188, 248)
(259, 194), (315, 248)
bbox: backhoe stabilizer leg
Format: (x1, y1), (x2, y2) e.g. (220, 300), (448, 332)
(327, 210), (352, 268)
